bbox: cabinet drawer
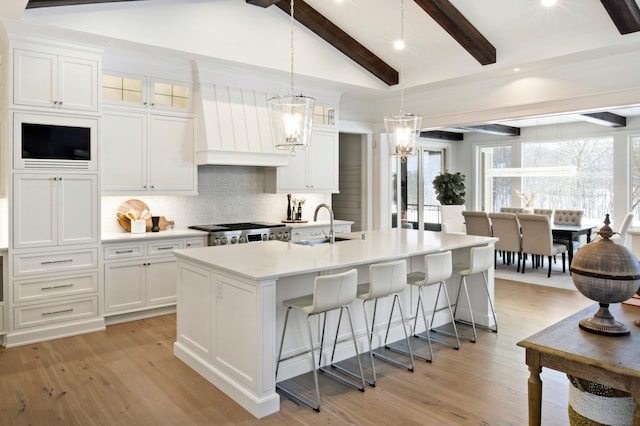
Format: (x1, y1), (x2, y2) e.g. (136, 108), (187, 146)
(147, 240), (183, 257)
(306, 229), (326, 239)
(13, 249), (98, 277)
(184, 237), (206, 249)
(104, 243), (145, 261)
(14, 296), (98, 329)
(14, 272), (98, 303)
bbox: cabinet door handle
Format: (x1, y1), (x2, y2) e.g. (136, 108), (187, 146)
(42, 308), (74, 316)
(41, 259), (73, 265)
(157, 246), (175, 251)
(41, 283), (74, 291)
(115, 249), (134, 254)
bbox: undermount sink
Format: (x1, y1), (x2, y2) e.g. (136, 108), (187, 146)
(294, 237), (352, 245)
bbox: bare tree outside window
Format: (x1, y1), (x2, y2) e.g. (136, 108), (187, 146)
(522, 138), (613, 221)
(630, 137), (640, 215)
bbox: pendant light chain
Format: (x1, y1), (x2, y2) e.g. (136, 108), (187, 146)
(289, 0), (295, 96)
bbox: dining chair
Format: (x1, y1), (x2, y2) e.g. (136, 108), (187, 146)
(462, 211), (492, 237)
(553, 209), (585, 254)
(533, 209), (553, 219)
(500, 207), (524, 214)
(519, 214), (567, 277)
(488, 212), (522, 271)
(553, 210), (583, 226)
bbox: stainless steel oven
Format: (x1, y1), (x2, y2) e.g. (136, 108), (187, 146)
(188, 222), (291, 246)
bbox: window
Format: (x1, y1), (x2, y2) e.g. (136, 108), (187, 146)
(630, 136), (640, 220)
(521, 138), (613, 222)
(482, 137), (613, 222)
(481, 145), (513, 213)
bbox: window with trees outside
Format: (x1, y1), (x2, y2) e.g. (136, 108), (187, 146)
(482, 137), (613, 223)
(630, 136), (640, 220)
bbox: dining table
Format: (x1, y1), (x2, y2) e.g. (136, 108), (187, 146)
(551, 224), (596, 266)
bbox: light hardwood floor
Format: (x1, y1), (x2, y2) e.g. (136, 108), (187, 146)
(0, 279), (596, 425)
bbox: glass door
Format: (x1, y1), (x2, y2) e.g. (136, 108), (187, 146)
(392, 147), (444, 229)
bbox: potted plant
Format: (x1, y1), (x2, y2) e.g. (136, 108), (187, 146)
(433, 171), (466, 232)
(433, 171), (466, 205)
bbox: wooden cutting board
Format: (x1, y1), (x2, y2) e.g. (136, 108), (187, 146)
(116, 199), (174, 232)
(116, 199), (150, 231)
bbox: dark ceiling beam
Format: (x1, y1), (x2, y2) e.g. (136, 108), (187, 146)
(419, 130), (463, 141)
(246, 0), (279, 7)
(458, 123), (520, 136)
(27, 0), (140, 7)
(580, 112), (627, 127)
(600, 0), (640, 34)
(413, 0), (496, 65)
(263, 0), (399, 86)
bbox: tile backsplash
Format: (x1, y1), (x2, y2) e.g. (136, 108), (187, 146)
(101, 165), (331, 234)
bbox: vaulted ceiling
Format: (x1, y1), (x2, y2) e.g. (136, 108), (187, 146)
(15, 0), (640, 136)
(24, 0), (640, 87)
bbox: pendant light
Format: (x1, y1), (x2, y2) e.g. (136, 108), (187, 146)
(384, 0), (422, 162)
(268, 0), (315, 154)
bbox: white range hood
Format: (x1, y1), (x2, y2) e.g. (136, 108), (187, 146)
(194, 82), (289, 167)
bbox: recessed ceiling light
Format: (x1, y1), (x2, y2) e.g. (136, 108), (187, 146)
(394, 39), (405, 50)
(541, 0), (557, 6)
(513, 67), (520, 72)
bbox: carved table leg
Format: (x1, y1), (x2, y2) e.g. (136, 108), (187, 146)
(527, 364), (542, 426)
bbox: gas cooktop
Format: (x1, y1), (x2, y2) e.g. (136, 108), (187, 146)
(188, 222), (286, 232)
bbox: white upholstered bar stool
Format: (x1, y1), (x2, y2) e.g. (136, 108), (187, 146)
(406, 250), (460, 350)
(275, 269), (365, 412)
(356, 259), (415, 386)
(452, 245), (498, 343)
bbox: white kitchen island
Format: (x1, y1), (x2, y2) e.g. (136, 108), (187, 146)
(172, 229), (496, 418)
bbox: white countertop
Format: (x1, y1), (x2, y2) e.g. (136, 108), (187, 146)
(102, 228), (209, 243)
(173, 228), (496, 281)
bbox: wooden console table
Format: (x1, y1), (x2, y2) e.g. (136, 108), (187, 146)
(518, 303), (640, 425)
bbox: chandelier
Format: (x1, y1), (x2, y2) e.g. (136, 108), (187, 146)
(384, 0), (422, 161)
(268, 0), (315, 154)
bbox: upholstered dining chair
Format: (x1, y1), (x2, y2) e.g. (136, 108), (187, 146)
(488, 212), (522, 271)
(500, 207), (524, 214)
(553, 209), (583, 226)
(553, 209), (585, 253)
(519, 214), (567, 278)
(462, 211), (492, 237)
(533, 209), (553, 219)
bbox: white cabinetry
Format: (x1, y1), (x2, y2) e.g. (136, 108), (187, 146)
(102, 72), (192, 113)
(13, 47), (99, 112)
(266, 128), (339, 193)
(102, 110), (196, 194)
(103, 236), (206, 318)
(13, 174), (98, 249)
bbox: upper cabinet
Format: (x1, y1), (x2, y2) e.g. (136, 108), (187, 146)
(102, 72), (192, 114)
(13, 46), (99, 113)
(102, 110), (196, 194)
(266, 128), (339, 193)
